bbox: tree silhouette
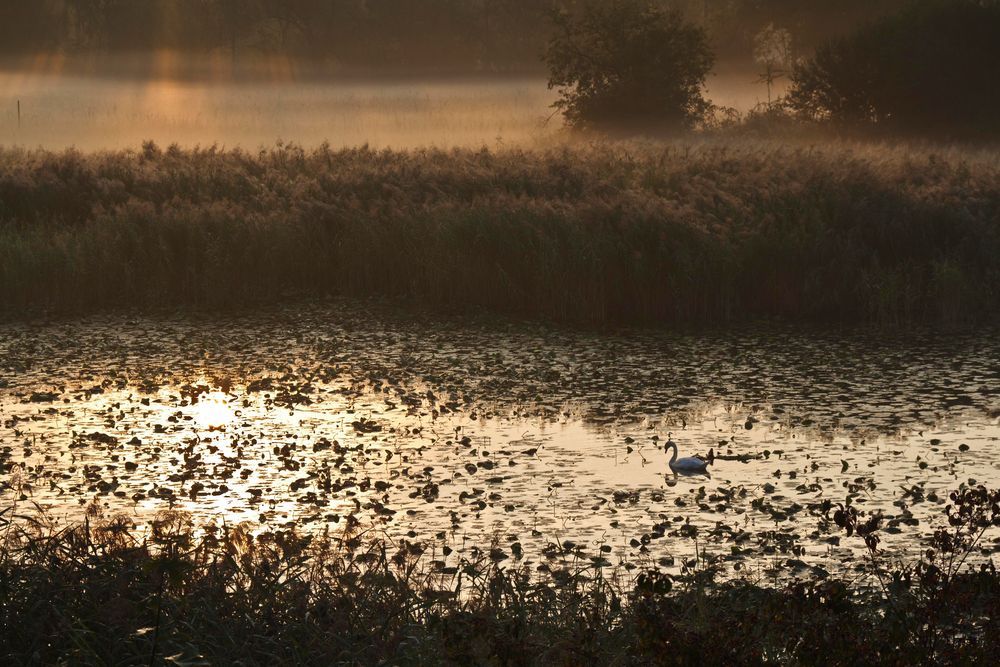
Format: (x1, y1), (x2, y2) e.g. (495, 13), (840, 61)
(789, 0), (1000, 136)
(753, 23), (792, 107)
(545, 0), (714, 132)
(209, 0), (265, 70)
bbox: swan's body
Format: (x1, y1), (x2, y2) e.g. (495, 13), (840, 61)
(665, 438), (709, 473)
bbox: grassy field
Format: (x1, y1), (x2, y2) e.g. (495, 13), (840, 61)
(1, 140), (998, 324)
(2, 487), (999, 665)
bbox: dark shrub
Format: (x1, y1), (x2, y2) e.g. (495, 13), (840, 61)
(545, 0), (715, 132)
(788, 0), (1000, 136)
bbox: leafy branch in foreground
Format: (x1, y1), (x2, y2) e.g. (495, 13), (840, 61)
(1, 486), (1000, 664)
(829, 485), (1000, 662)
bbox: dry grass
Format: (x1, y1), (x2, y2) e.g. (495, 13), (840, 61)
(1, 139), (997, 324)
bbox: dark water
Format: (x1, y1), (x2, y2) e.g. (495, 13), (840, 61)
(2, 302), (999, 581)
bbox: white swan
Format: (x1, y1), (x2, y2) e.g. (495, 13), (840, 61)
(665, 435), (709, 474)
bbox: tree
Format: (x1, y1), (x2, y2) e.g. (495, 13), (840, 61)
(207, 0), (265, 69)
(259, 0), (357, 61)
(545, 0), (715, 132)
(0, 1), (63, 54)
(753, 23), (792, 107)
(788, 0), (1000, 135)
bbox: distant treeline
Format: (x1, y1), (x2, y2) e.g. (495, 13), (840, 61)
(0, 0), (911, 73)
(1, 142), (997, 324)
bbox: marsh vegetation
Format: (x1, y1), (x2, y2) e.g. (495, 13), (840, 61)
(3, 495), (1000, 665)
(2, 141), (997, 325)
(2, 304), (1000, 664)
(3, 2), (1000, 664)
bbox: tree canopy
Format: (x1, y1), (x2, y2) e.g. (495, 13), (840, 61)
(0, 1), (921, 76)
(788, 0), (1000, 136)
(545, 0), (714, 132)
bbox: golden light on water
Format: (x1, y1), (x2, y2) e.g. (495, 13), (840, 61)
(193, 392), (235, 430)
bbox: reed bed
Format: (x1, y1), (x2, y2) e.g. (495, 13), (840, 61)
(2, 488), (1000, 665)
(0, 140), (997, 324)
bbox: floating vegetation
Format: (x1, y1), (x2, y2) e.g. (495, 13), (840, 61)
(2, 304), (999, 581)
(1, 302), (999, 664)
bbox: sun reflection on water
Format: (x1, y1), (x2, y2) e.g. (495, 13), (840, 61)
(193, 392), (235, 430)
(3, 313), (1000, 578)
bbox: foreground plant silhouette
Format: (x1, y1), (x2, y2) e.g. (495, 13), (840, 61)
(828, 485), (1000, 662)
(2, 485), (999, 665)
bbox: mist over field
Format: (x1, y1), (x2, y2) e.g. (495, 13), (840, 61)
(0, 65), (782, 151)
(0, 0), (880, 150)
(2, 2), (1000, 665)
(0, 72), (559, 150)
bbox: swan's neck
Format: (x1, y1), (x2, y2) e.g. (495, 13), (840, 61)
(666, 442), (677, 464)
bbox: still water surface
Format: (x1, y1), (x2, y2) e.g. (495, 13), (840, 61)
(2, 302), (998, 580)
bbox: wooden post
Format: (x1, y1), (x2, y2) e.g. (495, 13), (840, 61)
(17, 99), (20, 128)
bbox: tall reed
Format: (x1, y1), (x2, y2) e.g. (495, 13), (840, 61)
(1, 140), (997, 324)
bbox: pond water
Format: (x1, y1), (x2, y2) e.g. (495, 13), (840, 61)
(2, 302), (999, 582)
